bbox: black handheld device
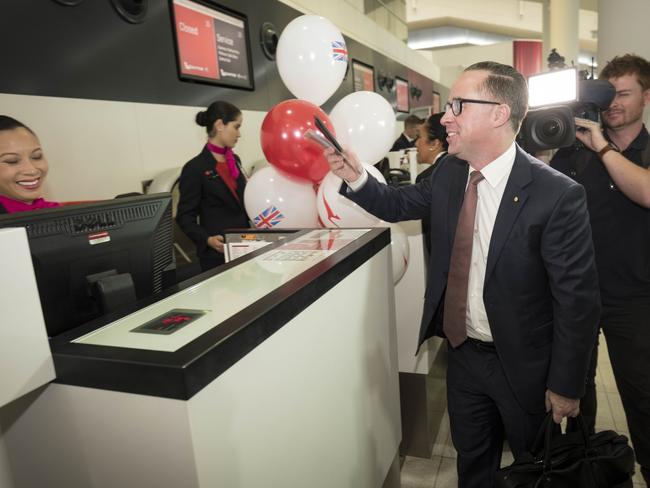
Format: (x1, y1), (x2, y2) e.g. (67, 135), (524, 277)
(314, 116), (344, 152)
(312, 117), (361, 175)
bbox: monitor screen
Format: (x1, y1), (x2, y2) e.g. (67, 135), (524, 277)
(395, 77), (409, 113)
(0, 194), (174, 337)
(170, 0), (254, 90)
(352, 60), (375, 92)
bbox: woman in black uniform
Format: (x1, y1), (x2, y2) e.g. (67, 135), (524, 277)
(176, 101), (249, 271)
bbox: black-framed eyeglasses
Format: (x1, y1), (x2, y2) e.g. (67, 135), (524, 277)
(444, 98), (501, 116)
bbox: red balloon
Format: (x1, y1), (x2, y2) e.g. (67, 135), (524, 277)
(260, 99), (335, 183)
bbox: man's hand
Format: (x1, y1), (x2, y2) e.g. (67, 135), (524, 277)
(207, 235), (225, 253)
(545, 389), (580, 424)
(574, 117), (608, 153)
(324, 147), (363, 183)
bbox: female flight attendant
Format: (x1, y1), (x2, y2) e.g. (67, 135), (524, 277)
(176, 101), (249, 271)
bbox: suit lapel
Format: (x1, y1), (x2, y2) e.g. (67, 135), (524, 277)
(484, 148), (533, 282)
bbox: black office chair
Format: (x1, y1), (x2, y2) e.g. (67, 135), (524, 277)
(387, 168), (411, 187)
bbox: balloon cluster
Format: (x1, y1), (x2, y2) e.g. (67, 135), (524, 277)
(243, 15), (407, 283)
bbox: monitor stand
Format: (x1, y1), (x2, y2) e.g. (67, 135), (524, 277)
(86, 270), (137, 315)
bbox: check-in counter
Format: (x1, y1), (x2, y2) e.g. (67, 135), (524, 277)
(1, 228), (401, 488)
(392, 220), (446, 459)
(0, 228), (56, 488)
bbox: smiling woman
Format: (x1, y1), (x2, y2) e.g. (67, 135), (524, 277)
(0, 116), (59, 214)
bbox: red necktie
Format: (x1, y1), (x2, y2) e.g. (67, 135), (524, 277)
(443, 170), (485, 348)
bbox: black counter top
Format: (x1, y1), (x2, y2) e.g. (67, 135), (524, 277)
(50, 227), (390, 400)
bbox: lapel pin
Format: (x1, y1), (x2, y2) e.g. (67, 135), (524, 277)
(513, 196), (519, 203)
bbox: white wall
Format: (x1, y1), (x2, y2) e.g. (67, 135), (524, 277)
(0, 91), (405, 203)
(430, 41), (514, 88)
(406, 0), (597, 52)
(597, 0), (650, 126)
(0, 94), (268, 202)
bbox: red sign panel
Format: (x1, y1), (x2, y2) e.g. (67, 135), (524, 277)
(171, 0), (253, 89)
(173, 3), (219, 80)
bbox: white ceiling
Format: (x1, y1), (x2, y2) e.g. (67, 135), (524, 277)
(406, 0), (597, 54)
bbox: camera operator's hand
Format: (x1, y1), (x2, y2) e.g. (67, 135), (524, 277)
(574, 117), (608, 153)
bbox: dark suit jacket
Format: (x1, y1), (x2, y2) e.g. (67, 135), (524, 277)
(390, 133), (415, 152)
(415, 152), (448, 184)
(341, 146), (600, 413)
(176, 146), (249, 262)
(416, 153), (448, 256)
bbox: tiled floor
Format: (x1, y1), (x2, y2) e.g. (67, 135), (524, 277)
(400, 338), (647, 487)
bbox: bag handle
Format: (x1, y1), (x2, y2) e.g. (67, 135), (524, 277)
(566, 414), (593, 451)
(539, 413), (592, 471)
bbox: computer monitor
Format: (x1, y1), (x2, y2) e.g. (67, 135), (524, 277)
(0, 193), (174, 337)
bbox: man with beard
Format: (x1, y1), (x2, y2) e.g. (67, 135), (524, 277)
(551, 53), (650, 486)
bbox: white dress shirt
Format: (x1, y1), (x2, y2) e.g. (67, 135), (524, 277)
(465, 142), (516, 342)
(346, 143), (516, 343)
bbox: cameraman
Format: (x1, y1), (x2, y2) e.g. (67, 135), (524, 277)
(550, 53), (650, 485)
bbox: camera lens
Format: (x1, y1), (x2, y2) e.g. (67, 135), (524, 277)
(522, 105), (576, 151)
(541, 119), (561, 137)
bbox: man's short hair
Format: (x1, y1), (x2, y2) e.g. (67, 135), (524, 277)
(404, 114), (424, 129)
(464, 61), (528, 133)
(600, 54), (650, 91)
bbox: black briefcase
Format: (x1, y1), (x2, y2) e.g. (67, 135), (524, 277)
(495, 413), (635, 487)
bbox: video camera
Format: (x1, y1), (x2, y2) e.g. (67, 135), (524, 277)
(517, 60), (616, 153)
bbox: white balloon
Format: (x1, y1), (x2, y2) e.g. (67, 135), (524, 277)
(316, 163), (385, 228)
(329, 91), (396, 164)
(276, 15), (348, 106)
(364, 164), (387, 185)
(387, 223), (410, 285)
(244, 166), (318, 229)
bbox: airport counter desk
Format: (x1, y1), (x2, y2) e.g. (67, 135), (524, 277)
(1, 228), (402, 488)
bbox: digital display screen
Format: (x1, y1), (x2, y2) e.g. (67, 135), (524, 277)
(395, 77), (409, 113)
(171, 0), (254, 90)
(130, 309), (208, 335)
(352, 60), (375, 92)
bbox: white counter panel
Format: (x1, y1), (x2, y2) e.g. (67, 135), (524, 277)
(1, 235), (400, 488)
(0, 228), (55, 408)
(188, 245), (400, 487)
(74, 229), (369, 352)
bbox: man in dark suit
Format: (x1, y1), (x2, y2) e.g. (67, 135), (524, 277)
(390, 114), (423, 152)
(325, 61), (600, 488)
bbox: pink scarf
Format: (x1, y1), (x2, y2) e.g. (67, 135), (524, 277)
(0, 195), (60, 213)
(206, 142), (240, 180)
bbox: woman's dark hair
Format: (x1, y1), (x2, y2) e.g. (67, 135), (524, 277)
(0, 115), (35, 135)
(195, 101), (241, 136)
(424, 112), (448, 150)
